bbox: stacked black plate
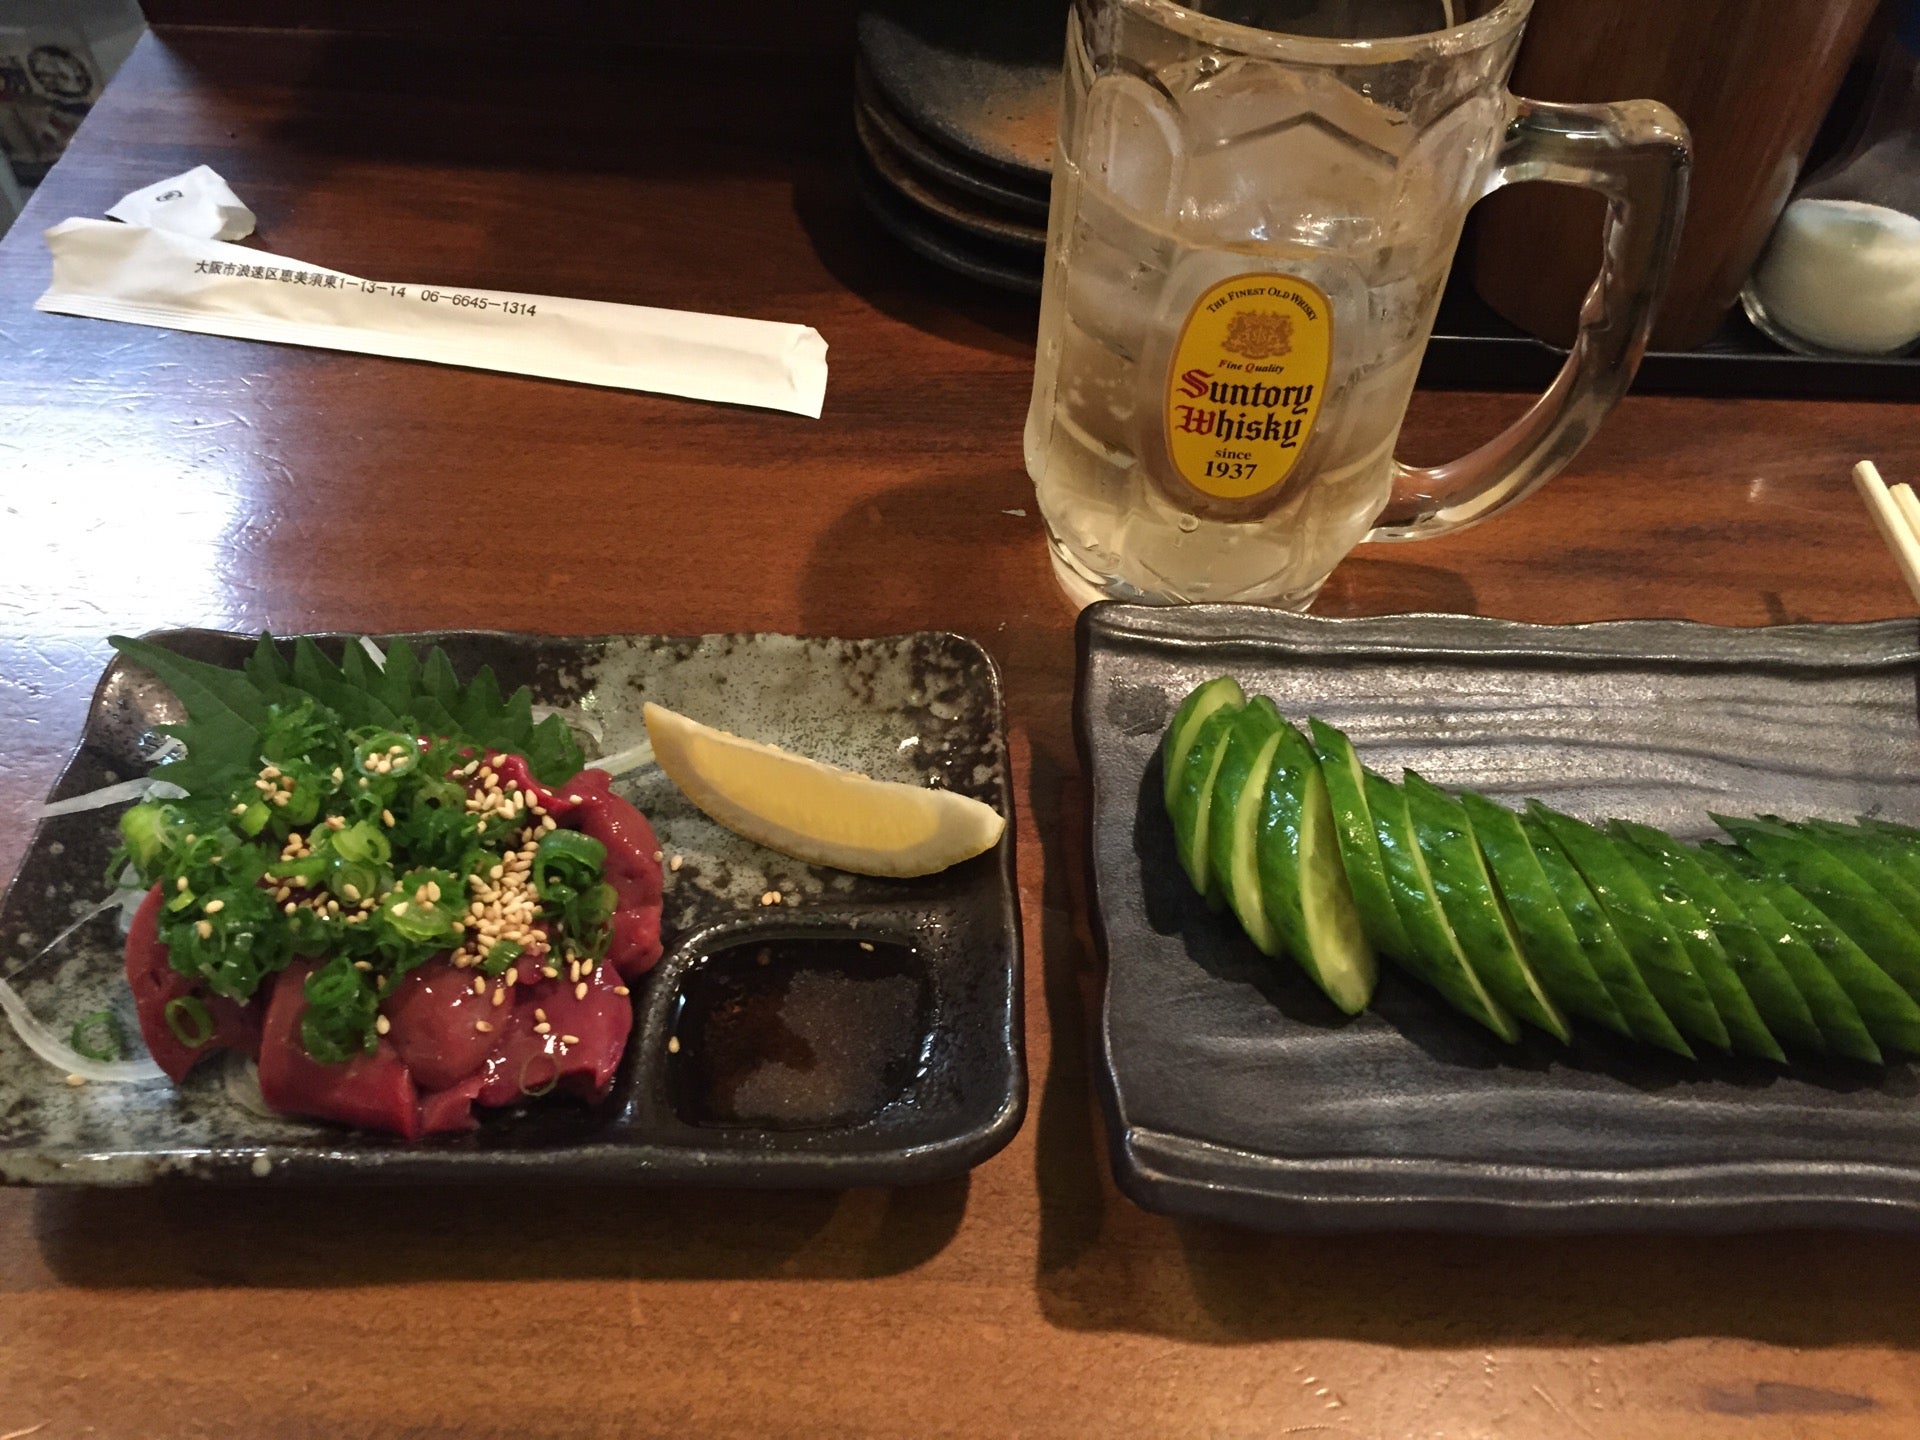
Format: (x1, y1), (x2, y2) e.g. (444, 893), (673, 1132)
(853, 1), (1062, 293)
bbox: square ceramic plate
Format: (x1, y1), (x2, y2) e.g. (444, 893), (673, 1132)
(1077, 603), (1920, 1233)
(0, 630), (1022, 1186)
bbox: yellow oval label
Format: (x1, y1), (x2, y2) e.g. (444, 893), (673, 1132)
(1164, 273), (1333, 500)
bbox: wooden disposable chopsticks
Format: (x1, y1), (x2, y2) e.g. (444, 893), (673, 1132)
(1852, 460), (1920, 606)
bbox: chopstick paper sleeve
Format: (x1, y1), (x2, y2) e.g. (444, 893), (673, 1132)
(36, 217), (828, 417)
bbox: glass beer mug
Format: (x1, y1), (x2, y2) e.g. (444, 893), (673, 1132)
(1024, 0), (1689, 608)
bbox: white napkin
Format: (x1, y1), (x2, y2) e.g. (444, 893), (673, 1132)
(105, 165), (257, 241)
(39, 170), (829, 417)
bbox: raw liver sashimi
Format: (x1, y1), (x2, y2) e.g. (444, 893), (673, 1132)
(124, 884), (262, 1083)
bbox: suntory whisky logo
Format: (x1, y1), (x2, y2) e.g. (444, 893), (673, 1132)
(1221, 309), (1294, 361)
(1162, 275), (1332, 502)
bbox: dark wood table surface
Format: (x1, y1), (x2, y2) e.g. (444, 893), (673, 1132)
(3, 24), (1919, 1440)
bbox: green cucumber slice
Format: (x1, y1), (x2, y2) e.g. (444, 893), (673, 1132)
(1307, 718), (1415, 963)
(1167, 701), (1245, 902)
(1685, 844), (1883, 1063)
(1610, 821), (1822, 1057)
(1402, 774), (1570, 1043)
(1364, 770), (1519, 1043)
(1256, 720), (1377, 1013)
(1161, 677), (1244, 813)
(1791, 820), (1920, 935)
(1509, 806), (1692, 1057)
(1525, 805), (1731, 1053)
(1206, 699), (1287, 956)
(1699, 842), (1920, 1057)
(1460, 791), (1630, 1038)
(1714, 815), (1920, 1003)
(1601, 829), (1784, 1061)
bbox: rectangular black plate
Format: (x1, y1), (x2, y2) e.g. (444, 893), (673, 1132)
(1415, 276), (1919, 400)
(1077, 603), (1920, 1233)
(0, 629), (1022, 1187)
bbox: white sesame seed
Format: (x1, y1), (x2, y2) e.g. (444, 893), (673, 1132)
(859, 942), (874, 952)
(353, 960), (371, 971)
(534, 1007), (547, 1022)
(381, 809), (396, 827)
(475, 1020), (493, 1033)
(471, 977), (486, 995)
(392, 900), (408, 916)
(66, 1073), (87, 1087)
(491, 988), (506, 1007)
(667, 1036), (680, 1054)
(567, 794), (583, 804)
(614, 985), (630, 997)
(195, 920), (213, 939)
(375, 1015), (391, 1035)
(203, 898), (225, 914)
(534, 1022), (550, 1034)
(341, 883), (360, 902)
(176, 876), (189, 892)
(574, 981), (588, 1000)
(560, 1034), (580, 1046)
(669, 855), (683, 872)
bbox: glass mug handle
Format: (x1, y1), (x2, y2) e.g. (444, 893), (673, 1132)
(1366, 97), (1691, 540)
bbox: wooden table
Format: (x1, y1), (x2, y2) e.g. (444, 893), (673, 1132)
(3, 24), (1919, 1440)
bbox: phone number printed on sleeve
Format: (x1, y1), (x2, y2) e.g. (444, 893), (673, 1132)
(418, 289), (538, 317)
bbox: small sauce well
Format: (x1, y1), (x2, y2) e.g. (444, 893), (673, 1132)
(668, 933), (929, 1129)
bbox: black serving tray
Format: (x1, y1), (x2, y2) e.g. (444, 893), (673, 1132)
(1417, 277), (1920, 400)
(1077, 603), (1920, 1233)
(0, 629), (1023, 1187)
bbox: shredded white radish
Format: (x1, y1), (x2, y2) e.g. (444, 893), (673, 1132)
(0, 890), (166, 1083)
(221, 1051), (276, 1118)
(358, 635), (387, 669)
(0, 976), (164, 1083)
(36, 775), (186, 820)
(592, 740), (656, 777)
(143, 734), (186, 765)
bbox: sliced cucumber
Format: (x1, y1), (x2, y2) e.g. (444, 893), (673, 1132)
(1715, 815), (1920, 1003)
(1364, 770), (1519, 1043)
(1510, 805), (1692, 1057)
(1402, 774), (1570, 1042)
(1610, 820), (1824, 1057)
(1308, 718), (1415, 963)
(1167, 701), (1244, 902)
(1603, 829), (1784, 1062)
(1206, 698), (1287, 956)
(1460, 790), (1630, 1038)
(1256, 720), (1376, 1013)
(1161, 676), (1245, 813)
(1525, 805), (1731, 1053)
(1699, 842), (1920, 1057)
(1686, 843), (1883, 1064)
(1791, 820), (1920, 936)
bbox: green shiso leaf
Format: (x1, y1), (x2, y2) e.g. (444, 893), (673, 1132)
(109, 633), (589, 793)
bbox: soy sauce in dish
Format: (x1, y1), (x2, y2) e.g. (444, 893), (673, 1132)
(668, 935), (929, 1129)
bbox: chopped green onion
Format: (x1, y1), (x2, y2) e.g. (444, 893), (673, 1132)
(518, 1054), (559, 1097)
(332, 819), (392, 867)
(533, 829), (606, 900)
(69, 1009), (124, 1062)
(480, 940), (524, 977)
(164, 996), (214, 1049)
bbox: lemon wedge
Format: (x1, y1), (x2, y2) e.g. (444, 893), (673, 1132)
(642, 702), (1006, 878)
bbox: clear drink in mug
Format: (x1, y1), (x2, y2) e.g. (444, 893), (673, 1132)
(1025, 0), (1690, 608)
